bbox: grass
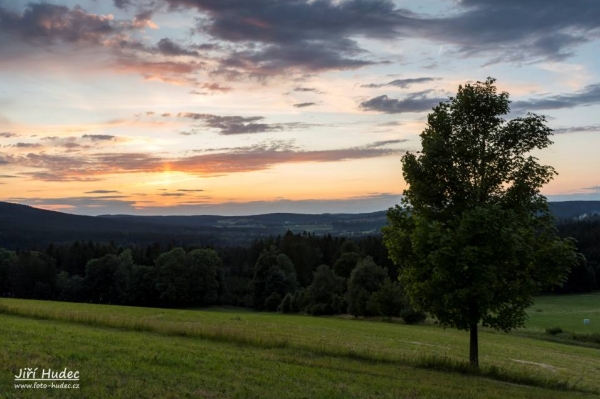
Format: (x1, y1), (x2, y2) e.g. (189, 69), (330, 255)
(525, 293), (600, 334)
(0, 314), (596, 399)
(1, 296), (600, 397)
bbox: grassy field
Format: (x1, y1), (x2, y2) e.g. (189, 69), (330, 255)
(525, 293), (600, 333)
(0, 294), (599, 398)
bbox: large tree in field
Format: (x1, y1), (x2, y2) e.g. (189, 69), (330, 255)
(383, 78), (578, 367)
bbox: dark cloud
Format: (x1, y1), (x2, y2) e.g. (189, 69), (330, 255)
(0, 132), (17, 138)
(218, 40), (376, 77)
(582, 185), (600, 192)
(363, 140), (408, 148)
(293, 102), (316, 108)
(82, 134), (116, 141)
(177, 112), (307, 135)
(156, 38), (198, 57)
(113, 0), (133, 10)
(429, 0), (600, 63)
(513, 83), (600, 111)
(0, 3), (117, 44)
(553, 124), (600, 134)
(162, 0), (600, 73)
(293, 87), (319, 93)
(12, 142), (41, 148)
(360, 91), (446, 114)
(162, 0), (403, 75)
(160, 193), (186, 197)
(0, 174), (18, 178)
(362, 77), (439, 89)
(177, 189), (204, 192)
(85, 190), (121, 194)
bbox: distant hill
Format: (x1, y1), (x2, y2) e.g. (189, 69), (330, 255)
(548, 201), (600, 220)
(1, 200), (599, 249)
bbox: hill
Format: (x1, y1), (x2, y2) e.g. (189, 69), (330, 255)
(1, 200), (599, 248)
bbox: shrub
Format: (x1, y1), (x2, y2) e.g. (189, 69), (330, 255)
(264, 292), (282, 311)
(279, 293), (295, 313)
(545, 326), (563, 335)
(401, 307), (427, 324)
(367, 278), (404, 318)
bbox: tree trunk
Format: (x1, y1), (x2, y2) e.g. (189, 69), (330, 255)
(469, 323), (479, 368)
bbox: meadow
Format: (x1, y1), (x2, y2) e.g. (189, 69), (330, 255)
(1, 293), (599, 398)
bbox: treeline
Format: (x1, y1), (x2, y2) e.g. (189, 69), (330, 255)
(1, 218), (598, 315)
(554, 216), (600, 293)
(0, 232), (422, 321)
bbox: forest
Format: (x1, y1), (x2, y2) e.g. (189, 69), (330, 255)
(1, 216), (598, 318)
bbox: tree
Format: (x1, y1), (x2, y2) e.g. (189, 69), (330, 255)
(252, 247), (298, 310)
(307, 264), (346, 315)
(155, 247), (222, 307)
(383, 78), (578, 367)
(333, 252), (361, 278)
(346, 257), (387, 316)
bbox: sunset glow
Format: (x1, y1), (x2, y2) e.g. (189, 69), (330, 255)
(1, 0), (599, 215)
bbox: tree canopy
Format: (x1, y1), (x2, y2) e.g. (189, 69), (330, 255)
(383, 78), (578, 367)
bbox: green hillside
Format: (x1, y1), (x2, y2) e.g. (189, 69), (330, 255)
(1, 295), (600, 398)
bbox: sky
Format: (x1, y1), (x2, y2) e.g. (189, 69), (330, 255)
(0, 0), (599, 216)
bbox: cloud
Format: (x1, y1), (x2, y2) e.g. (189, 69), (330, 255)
(360, 91), (446, 114)
(85, 190), (121, 194)
(218, 41), (376, 77)
(0, 3), (119, 45)
(160, 193), (186, 197)
(156, 38), (198, 56)
(362, 77), (439, 89)
(189, 83), (232, 95)
(8, 140), (405, 181)
(553, 124), (600, 134)
(164, 0), (600, 73)
(113, 0), (133, 10)
(82, 134), (116, 141)
(293, 87), (319, 93)
(0, 132), (17, 138)
(0, 175), (18, 178)
(132, 10), (157, 29)
(513, 83), (600, 111)
(177, 112), (308, 135)
(113, 58), (205, 84)
(12, 142), (41, 148)
(177, 189), (204, 192)
(293, 102), (316, 108)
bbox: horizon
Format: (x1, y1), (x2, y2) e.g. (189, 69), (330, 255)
(1, 1), (600, 216)
(4, 198), (600, 218)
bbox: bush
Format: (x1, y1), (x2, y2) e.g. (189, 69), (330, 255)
(264, 292), (282, 311)
(545, 326), (563, 335)
(293, 288), (311, 313)
(401, 307), (427, 324)
(367, 278), (404, 318)
(279, 292), (295, 313)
